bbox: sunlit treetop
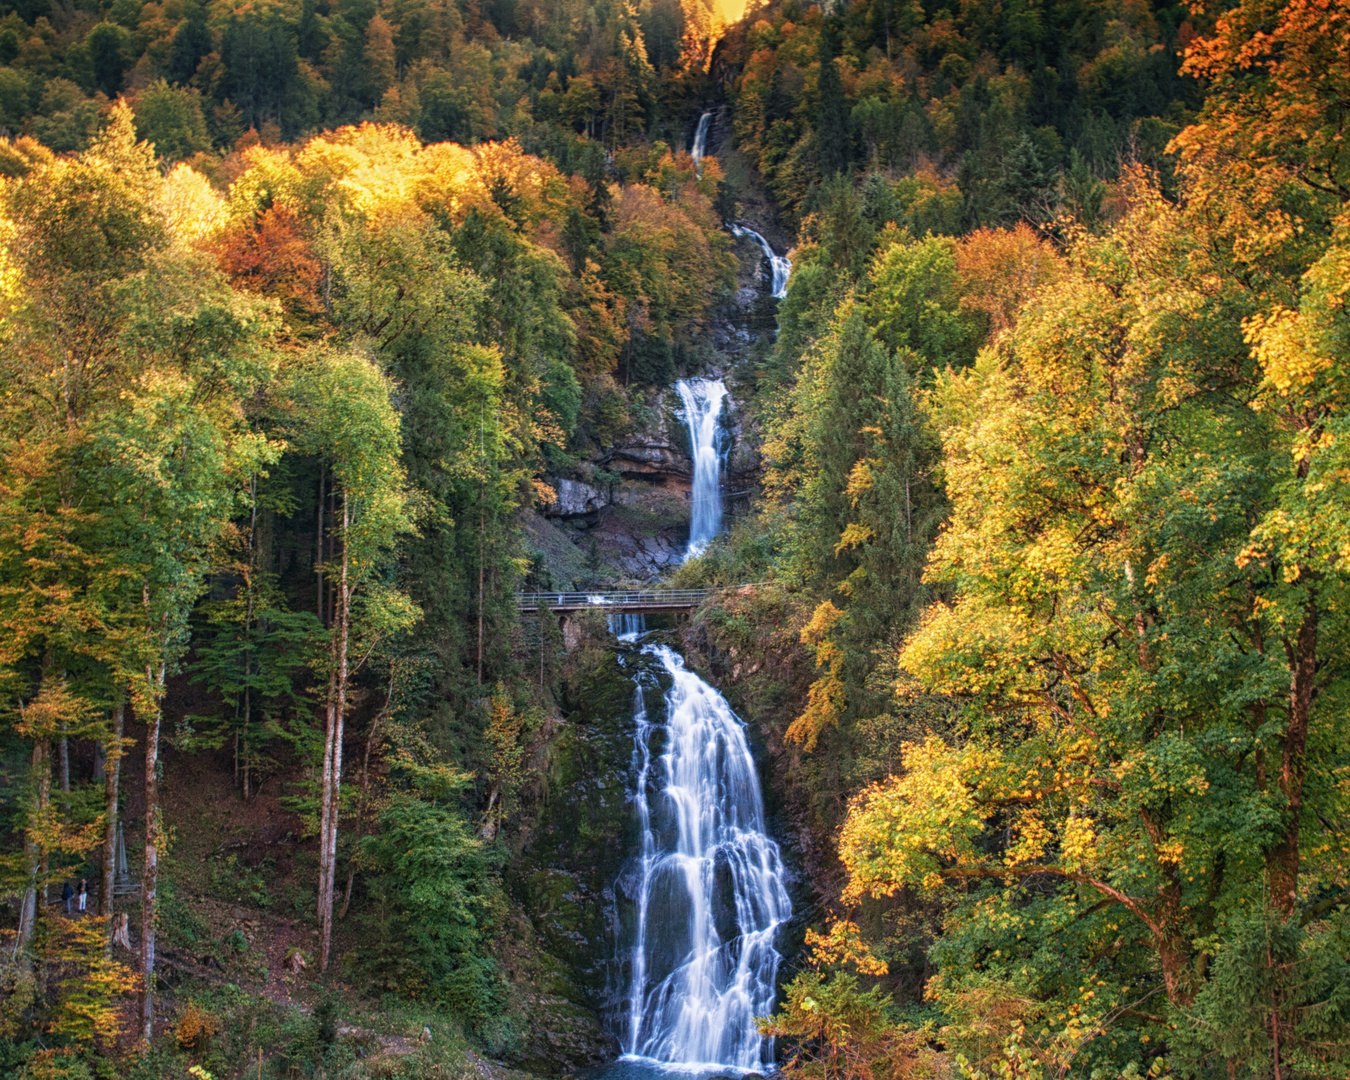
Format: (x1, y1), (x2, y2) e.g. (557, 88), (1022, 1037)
(225, 124), (569, 231)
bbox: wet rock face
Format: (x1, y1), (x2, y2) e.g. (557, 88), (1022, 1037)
(508, 642), (659, 1073)
(536, 381), (759, 584)
(611, 401), (690, 485)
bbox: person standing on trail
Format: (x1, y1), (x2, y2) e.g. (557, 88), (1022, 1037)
(77, 879), (87, 913)
(62, 881), (73, 913)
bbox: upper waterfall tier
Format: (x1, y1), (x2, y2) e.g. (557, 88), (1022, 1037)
(675, 378), (728, 558)
(728, 225), (791, 299)
(691, 112), (712, 175)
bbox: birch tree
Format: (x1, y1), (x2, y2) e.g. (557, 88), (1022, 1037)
(291, 346), (417, 972)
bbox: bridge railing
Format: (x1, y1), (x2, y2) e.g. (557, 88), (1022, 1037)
(516, 589), (712, 611)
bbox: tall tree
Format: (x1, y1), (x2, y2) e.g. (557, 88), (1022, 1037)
(290, 347), (417, 973)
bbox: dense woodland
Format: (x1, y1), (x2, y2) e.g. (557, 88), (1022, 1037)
(0, 0), (1346, 1076)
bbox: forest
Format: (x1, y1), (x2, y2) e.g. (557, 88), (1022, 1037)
(0, 0), (1345, 1076)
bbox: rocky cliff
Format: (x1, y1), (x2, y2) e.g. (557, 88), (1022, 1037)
(533, 372), (760, 583)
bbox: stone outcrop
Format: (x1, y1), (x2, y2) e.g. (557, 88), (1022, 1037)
(547, 478), (610, 517)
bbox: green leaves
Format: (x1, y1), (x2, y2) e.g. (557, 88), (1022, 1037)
(835, 170), (1350, 1070)
(355, 791), (503, 1018)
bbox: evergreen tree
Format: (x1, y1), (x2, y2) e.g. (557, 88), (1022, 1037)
(1000, 131), (1055, 223)
(166, 2), (211, 87)
(816, 22), (852, 178)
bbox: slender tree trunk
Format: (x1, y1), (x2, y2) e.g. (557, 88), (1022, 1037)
(140, 664), (163, 1045)
(100, 703), (125, 923)
(316, 464), (325, 626)
(16, 738), (48, 955)
(316, 677), (337, 924)
(243, 478), (257, 800)
(1269, 596), (1319, 917)
(478, 503), (485, 686)
(478, 407), (486, 685)
(328, 487), (336, 623)
(37, 734), (50, 905)
(320, 494), (352, 972)
(58, 732), (69, 802)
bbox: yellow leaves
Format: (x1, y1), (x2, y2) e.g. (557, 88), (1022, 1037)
(838, 736), (993, 900)
(1245, 307), (1332, 407)
(1060, 814), (1099, 871)
(228, 145), (306, 220)
(298, 124), (427, 220)
(1154, 838), (1186, 867)
(1003, 809), (1052, 867)
(160, 164), (227, 245)
(786, 670), (847, 752)
(800, 598), (846, 649)
(834, 521), (875, 556)
(842, 458), (877, 508)
(45, 915), (140, 1044)
(225, 124), (568, 234)
(14, 678), (93, 742)
(804, 921), (890, 976)
(0, 205), (18, 304)
(787, 601), (849, 750)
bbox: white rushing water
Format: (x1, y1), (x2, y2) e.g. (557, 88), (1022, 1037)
(728, 225), (791, 299)
(690, 112), (712, 175)
(674, 378), (729, 558)
(622, 646), (790, 1070)
(610, 613), (648, 640)
(611, 374), (791, 1073)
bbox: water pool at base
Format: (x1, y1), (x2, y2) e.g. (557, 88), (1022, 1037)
(587, 1056), (772, 1080)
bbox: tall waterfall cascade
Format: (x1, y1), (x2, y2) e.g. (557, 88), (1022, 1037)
(690, 112), (713, 175)
(621, 648), (791, 1070)
(728, 225), (791, 299)
(612, 377), (792, 1073)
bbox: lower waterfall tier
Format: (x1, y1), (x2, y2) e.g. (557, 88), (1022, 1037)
(616, 643), (791, 1071)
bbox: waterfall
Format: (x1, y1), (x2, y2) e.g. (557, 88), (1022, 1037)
(674, 378), (729, 558)
(609, 375), (791, 1074)
(622, 646), (790, 1070)
(611, 613), (648, 640)
(728, 225), (791, 299)
(690, 112), (713, 174)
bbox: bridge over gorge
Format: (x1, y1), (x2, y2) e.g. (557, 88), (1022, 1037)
(516, 589), (713, 614)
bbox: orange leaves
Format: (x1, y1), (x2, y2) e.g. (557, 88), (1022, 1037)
(804, 920), (889, 976)
(955, 223), (1063, 343)
(14, 678), (94, 742)
(212, 205), (322, 315)
(1172, 0), (1350, 261)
